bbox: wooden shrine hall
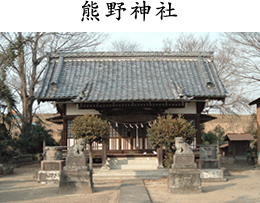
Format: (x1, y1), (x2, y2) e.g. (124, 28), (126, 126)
(36, 52), (227, 169)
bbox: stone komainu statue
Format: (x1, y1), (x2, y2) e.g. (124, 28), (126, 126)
(175, 137), (193, 155)
(68, 138), (86, 156)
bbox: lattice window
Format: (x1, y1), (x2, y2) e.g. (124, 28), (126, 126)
(67, 120), (74, 138)
(109, 123), (119, 137)
(121, 124), (131, 138)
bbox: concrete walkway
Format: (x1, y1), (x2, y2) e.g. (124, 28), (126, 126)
(118, 179), (151, 203)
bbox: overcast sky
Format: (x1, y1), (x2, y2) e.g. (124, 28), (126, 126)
(1, 1), (259, 115)
(99, 32), (221, 51)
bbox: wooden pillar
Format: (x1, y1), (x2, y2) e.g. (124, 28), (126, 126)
(196, 102), (204, 145)
(257, 104), (260, 154)
(62, 117), (67, 147)
(249, 99), (260, 165)
(157, 146), (163, 169)
(257, 104), (260, 165)
(196, 115), (201, 145)
(101, 142), (109, 170)
(61, 104), (67, 147)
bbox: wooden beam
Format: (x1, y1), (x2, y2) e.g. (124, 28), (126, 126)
(257, 104), (260, 154)
(101, 142), (110, 170)
(196, 115), (201, 145)
(62, 104), (67, 147)
(157, 146), (164, 169)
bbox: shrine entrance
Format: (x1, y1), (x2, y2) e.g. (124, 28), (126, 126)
(108, 123), (153, 153)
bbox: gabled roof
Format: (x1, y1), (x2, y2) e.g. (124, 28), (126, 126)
(249, 97), (260, 105)
(36, 52), (227, 103)
(224, 133), (254, 141)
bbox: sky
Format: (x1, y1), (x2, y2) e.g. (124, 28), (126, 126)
(37, 32), (222, 114)
(99, 32), (221, 51)
(1, 0), (259, 114)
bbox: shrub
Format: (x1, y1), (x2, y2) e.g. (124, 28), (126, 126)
(147, 114), (196, 168)
(0, 123), (16, 159)
(17, 122), (57, 154)
(201, 124), (225, 146)
(70, 114), (109, 170)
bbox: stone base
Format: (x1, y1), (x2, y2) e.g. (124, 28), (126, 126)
(41, 160), (65, 171)
(38, 171), (61, 184)
(168, 169), (202, 193)
(172, 154), (197, 169)
(66, 155), (88, 166)
(58, 170), (93, 194)
(196, 159), (221, 169)
(199, 169), (227, 182)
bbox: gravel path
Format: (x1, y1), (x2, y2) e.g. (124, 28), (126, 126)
(1, 163), (260, 203)
(0, 163), (121, 203)
(145, 165), (260, 203)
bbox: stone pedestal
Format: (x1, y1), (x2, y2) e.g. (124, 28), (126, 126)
(168, 137), (201, 193)
(59, 164), (93, 194)
(41, 160), (65, 171)
(66, 155), (88, 166)
(168, 169), (202, 193)
(172, 154), (197, 169)
(38, 146), (65, 184)
(38, 160), (65, 184)
(38, 171), (62, 183)
(169, 154), (202, 193)
(59, 153), (93, 194)
(199, 169), (227, 182)
(59, 167), (93, 194)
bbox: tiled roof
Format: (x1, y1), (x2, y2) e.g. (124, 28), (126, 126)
(249, 97), (260, 105)
(224, 133), (254, 141)
(36, 52), (227, 102)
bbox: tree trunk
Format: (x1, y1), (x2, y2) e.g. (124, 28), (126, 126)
(89, 144), (93, 171)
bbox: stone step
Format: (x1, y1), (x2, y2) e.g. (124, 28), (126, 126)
(93, 169), (168, 180)
(107, 157), (158, 166)
(108, 164), (158, 170)
(107, 157), (158, 170)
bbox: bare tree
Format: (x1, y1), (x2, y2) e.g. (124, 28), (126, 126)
(211, 38), (252, 114)
(0, 32), (108, 133)
(109, 39), (142, 52)
(162, 33), (216, 52)
(223, 32), (260, 85)
(162, 33), (251, 114)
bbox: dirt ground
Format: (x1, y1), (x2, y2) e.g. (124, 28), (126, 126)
(145, 164), (260, 203)
(0, 163), (121, 203)
(1, 163), (260, 203)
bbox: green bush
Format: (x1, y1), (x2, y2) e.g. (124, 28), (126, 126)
(201, 131), (218, 145)
(201, 124), (225, 145)
(70, 114), (109, 170)
(17, 122), (57, 154)
(147, 114), (196, 168)
(0, 123), (16, 159)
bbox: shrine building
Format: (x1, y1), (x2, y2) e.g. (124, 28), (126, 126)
(36, 52), (227, 169)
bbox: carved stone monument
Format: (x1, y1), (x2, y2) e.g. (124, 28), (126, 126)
(197, 146), (226, 182)
(58, 138), (93, 194)
(168, 137), (202, 193)
(38, 146), (65, 184)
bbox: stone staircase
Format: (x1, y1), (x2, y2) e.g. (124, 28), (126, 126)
(106, 157), (158, 170)
(93, 156), (168, 181)
(93, 168), (168, 180)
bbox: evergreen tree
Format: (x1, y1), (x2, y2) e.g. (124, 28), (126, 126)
(147, 114), (195, 168)
(70, 114), (109, 170)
